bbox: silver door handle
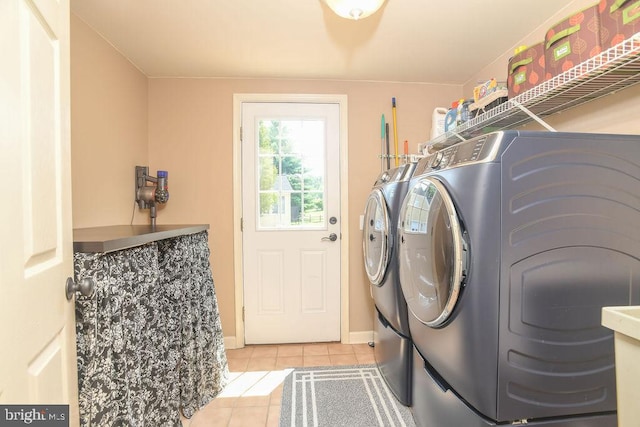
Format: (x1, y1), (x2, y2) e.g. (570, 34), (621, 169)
(66, 277), (95, 300)
(322, 233), (338, 242)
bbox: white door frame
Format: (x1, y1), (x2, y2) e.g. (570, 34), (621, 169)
(232, 93), (349, 349)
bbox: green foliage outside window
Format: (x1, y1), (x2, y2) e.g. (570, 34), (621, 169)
(258, 120), (324, 224)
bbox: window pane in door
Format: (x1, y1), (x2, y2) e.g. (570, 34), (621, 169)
(257, 118), (326, 229)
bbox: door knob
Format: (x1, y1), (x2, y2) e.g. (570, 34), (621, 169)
(65, 277), (95, 300)
(322, 233), (338, 242)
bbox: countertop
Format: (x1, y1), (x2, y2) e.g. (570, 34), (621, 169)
(73, 224), (210, 253)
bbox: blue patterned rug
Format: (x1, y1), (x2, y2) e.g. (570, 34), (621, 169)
(279, 365), (415, 427)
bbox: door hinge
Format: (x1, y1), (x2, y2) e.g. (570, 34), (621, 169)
(240, 217), (243, 232)
(242, 306), (245, 322)
(240, 126), (243, 142)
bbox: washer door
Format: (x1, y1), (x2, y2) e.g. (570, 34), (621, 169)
(363, 189), (391, 286)
(399, 177), (466, 327)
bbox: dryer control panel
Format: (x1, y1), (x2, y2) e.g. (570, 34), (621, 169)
(423, 132), (504, 172)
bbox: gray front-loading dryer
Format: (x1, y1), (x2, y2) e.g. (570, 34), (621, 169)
(362, 162), (416, 405)
(399, 131), (640, 426)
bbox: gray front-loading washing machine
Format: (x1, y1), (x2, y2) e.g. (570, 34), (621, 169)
(398, 131), (640, 426)
(363, 162), (416, 406)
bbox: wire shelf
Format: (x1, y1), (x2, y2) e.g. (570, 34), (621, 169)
(422, 33), (640, 153)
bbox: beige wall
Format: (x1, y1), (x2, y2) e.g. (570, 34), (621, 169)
(146, 79), (460, 338)
(70, 4), (640, 342)
(71, 14), (148, 228)
(70, 11), (460, 339)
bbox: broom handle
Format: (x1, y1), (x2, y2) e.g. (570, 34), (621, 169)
(380, 114), (385, 172)
(392, 98), (399, 167)
(385, 123), (391, 170)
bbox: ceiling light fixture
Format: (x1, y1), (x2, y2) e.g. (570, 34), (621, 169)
(323, 0), (386, 20)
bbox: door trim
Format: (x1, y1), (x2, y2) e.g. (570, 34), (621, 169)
(232, 93), (349, 348)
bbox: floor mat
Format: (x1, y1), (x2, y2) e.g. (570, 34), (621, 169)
(279, 365), (415, 427)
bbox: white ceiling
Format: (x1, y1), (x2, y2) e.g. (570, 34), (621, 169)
(70, 0), (570, 84)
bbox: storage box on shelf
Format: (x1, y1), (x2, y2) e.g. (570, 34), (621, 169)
(545, 4), (603, 81)
(599, 0), (640, 48)
(419, 32), (640, 154)
(508, 42), (546, 99)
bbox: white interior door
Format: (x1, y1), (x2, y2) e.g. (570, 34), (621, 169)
(0, 0), (78, 421)
(242, 102), (341, 344)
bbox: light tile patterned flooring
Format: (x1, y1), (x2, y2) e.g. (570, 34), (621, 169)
(182, 342), (376, 427)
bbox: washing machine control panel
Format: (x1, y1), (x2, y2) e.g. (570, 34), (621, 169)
(374, 163), (412, 186)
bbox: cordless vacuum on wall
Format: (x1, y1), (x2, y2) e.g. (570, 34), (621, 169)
(135, 166), (169, 227)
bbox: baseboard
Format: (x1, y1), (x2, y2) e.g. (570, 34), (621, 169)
(224, 336), (238, 350)
(224, 332), (374, 348)
(348, 330), (375, 345)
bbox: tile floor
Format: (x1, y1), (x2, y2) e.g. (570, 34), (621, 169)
(182, 342), (376, 427)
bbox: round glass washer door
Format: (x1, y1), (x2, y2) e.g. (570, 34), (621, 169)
(362, 189), (391, 286)
(398, 176), (466, 327)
